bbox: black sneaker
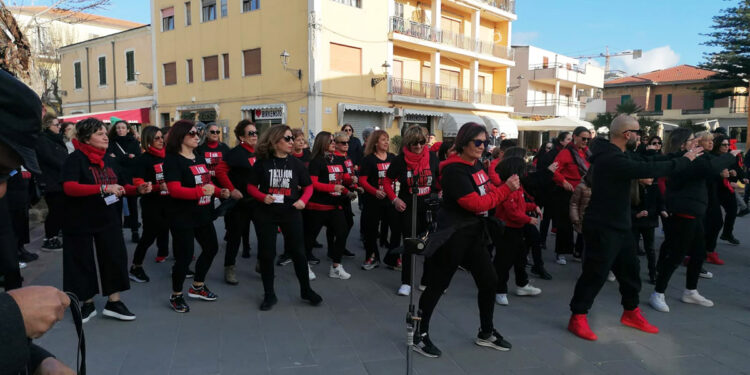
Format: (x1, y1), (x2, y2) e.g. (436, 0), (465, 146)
(169, 294), (190, 313)
(103, 300), (136, 321)
(188, 284), (218, 301)
(738, 208), (750, 217)
(186, 269), (195, 278)
(413, 332), (441, 358)
(307, 254), (321, 265)
(313, 241), (323, 249)
(81, 301), (97, 323)
(301, 289), (322, 306)
(276, 253), (293, 266)
(129, 266), (150, 283)
(41, 237), (63, 251)
(530, 265), (552, 280)
(242, 246), (251, 258)
(260, 293), (278, 311)
(720, 234), (740, 245)
(131, 231), (140, 243)
(18, 248), (39, 262)
(475, 329), (512, 351)
(343, 249), (355, 257)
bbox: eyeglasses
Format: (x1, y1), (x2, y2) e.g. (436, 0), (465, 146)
(209, 130), (221, 135)
(246, 131), (258, 137)
(343, 128), (353, 133)
(283, 135), (294, 143)
(650, 141), (662, 146)
(335, 140), (349, 145)
(472, 139), (489, 148)
(188, 130), (199, 137)
(623, 129), (643, 136)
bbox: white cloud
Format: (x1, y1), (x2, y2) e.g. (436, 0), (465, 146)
(610, 46), (681, 75)
(511, 31), (538, 46)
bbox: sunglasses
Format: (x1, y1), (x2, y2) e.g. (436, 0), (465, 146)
(188, 130), (199, 137)
(624, 129), (643, 136)
(651, 141), (662, 146)
(209, 130), (221, 135)
(721, 143), (730, 146)
(581, 137), (591, 142)
(412, 139), (427, 146)
(154, 136), (164, 140)
(343, 128), (353, 132)
(283, 135), (294, 143)
(335, 140), (349, 145)
(247, 131), (258, 136)
(472, 139), (489, 148)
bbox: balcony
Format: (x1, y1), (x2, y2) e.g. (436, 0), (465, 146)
(730, 105), (748, 113)
(682, 108), (710, 115)
(389, 16), (514, 65)
(527, 62), (604, 89)
(476, 0), (516, 13)
(389, 77), (512, 110)
(525, 98), (585, 118)
(450, 0), (517, 21)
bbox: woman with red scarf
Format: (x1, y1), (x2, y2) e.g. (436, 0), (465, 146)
(129, 126), (171, 283)
(329, 131), (359, 258)
(62, 118), (152, 323)
(383, 126), (439, 296)
(359, 130), (396, 270)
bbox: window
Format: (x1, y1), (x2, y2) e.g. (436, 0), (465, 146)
(441, 16), (460, 35)
(203, 55), (219, 81)
(542, 56), (549, 69)
(440, 69), (459, 88)
(125, 51), (135, 81)
(242, 0), (259, 12)
(478, 76), (486, 92)
(703, 91), (715, 110)
(98, 56), (106, 86)
(621, 94), (632, 105)
(164, 62), (177, 85)
(161, 7), (175, 31)
(667, 94), (672, 110)
(330, 43), (361, 74)
(185, 2), (192, 25)
(202, 0), (216, 22)
(222, 53), (229, 79)
(186, 59), (194, 83)
(392, 59), (403, 79)
(74, 61), (82, 89)
(161, 113), (171, 126)
(331, 0), (361, 8)
(654, 94), (662, 112)
(220, 0), (227, 17)
(242, 48), (261, 76)
(394, 2), (404, 18)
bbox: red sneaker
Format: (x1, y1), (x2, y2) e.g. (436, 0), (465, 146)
(620, 307), (658, 334)
(155, 256), (167, 263)
(568, 314), (598, 341)
(706, 252), (724, 265)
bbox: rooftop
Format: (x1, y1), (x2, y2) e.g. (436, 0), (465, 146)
(10, 6), (144, 30)
(605, 64), (717, 86)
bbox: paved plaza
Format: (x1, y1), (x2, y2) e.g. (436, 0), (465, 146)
(24, 205), (750, 375)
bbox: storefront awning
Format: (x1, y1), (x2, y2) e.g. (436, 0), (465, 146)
(481, 115), (518, 138)
(439, 113), (484, 137)
(517, 116), (593, 131)
(240, 103), (286, 111)
(341, 103), (394, 114)
(404, 109), (443, 117)
(60, 108), (151, 124)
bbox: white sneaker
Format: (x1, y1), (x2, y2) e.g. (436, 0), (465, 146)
(329, 264), (351, 280)
(18, 262), (27, 269)
(495, 293), (508, 306)
(418, 285), (426, 291)
(308, 265), (316, 281)
(699, 269), (713, 279)
(649, 292), (670, 312)
(681, 289), (714, 307)
(397, 284), (411, 296)
(556, 255), (567, 265)
(514, 283), (541, 296)
(607, 271), (616, 282)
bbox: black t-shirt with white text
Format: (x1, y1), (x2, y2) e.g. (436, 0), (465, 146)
(134, 152), (169, 205)
(163, 153), (214, 228)
(250, 155), (311, 219)
(224, 145), (257, 204)
(386, 152), (439, 202)
(62, 150), (122, 234)
(196, 142), (231, 182)
(308, 155), (348, 207)
(440, 160), (491, 217)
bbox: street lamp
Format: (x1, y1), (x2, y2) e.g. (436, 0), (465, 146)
(280, 50), (302, 80)
(371, 61), (391, 87)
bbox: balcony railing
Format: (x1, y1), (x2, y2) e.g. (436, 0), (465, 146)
(730, 105), (748, 113)
(640, 110), (663, 116)
(390, 16), (513, 61)
(475, 0), (516, 14)
(389, 77), (511, 107)
(682, 108), (710, 115)
(529, 62), (587, 74)
(526, 99), (585, 108)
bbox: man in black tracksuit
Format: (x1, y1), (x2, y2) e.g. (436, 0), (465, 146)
(567, 115), (699, 341)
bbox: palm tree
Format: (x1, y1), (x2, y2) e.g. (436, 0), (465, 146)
(616, 100), (643, 115)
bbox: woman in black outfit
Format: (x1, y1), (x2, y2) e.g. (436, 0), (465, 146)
(195, 123), (231, 181)
(108, 119), (142, 243)
(214, 120), (259, 285)
(246, 124), (322, 310)
(383, 125), (439, 296)
(713, 134), (743, 247)
(276, 128), (312, 267)
(704, 134), (736, 265)
(36, 115), (68, 251)
(341, 124), (363, 169)
(164, 120), (230, 313)
(359, 130), (396, 270)
(630, 177), (665, 284)
(414, 122), (520, 358)
(62, 118), (151, 322)
(535, 132), (571, 250)
(128, 126), (171, 283)
(329, 131), (359, 258)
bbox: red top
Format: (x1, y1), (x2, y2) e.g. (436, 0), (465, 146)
(488, 158), (502, 187)
(552, 147), (589, 188)
(494, 189), (537, 228)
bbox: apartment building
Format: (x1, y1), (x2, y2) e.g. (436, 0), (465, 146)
(58, 25), (154, 124)
(510, 45), (604, 119)
(151, 0), (517, 142)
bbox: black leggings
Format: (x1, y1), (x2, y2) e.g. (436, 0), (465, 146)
(493, 227), (529, 294)
(362, 196), (399, 261)
(632, 225), (656, 276)
(44, 191), (65, 238)
(63, 225), (130, 301)
(419, 224), (497, 334)
(170, 223), (219, 293)
(304, 209), (348, 263)
(704, 205), (723, 253)
(123, 196), (140, 232)
(523, 223), (543, 267)
(224, 201), (254, 266)
(326, 200), (355, 254)
(133, 201), (170, 265)
(719, 190), (737, 238)
(9, 208), (29, 247)
(255, 210), (311, 295)
(552, 189), (574, 255)
(655, 215), (705, 293)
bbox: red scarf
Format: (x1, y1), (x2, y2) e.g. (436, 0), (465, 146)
(147, 146), (165, 158)
(293, 151), (304, 158)
(403, 146), (429, 174)
(240, 142), (255, 154)
(334, 151), (347, 157)
(72, 139), (105, 168)
(205, 140), (219, 148)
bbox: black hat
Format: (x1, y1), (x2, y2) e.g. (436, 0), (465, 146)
(0, 69), (42, 174)
(712, 127), (727, 135)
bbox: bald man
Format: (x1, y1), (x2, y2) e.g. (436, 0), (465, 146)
(567, 115), (701, 341)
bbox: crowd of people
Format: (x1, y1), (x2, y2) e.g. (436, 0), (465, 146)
(2, 73), (749, 372)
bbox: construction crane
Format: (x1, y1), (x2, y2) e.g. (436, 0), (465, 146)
(574, 46), (642, 76)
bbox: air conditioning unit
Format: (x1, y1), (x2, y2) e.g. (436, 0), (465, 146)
(394, 107), (404, 117)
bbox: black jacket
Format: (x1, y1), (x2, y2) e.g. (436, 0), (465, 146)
(583, 139), (690, 231)
(35, 130), (68, 193)
(665, 152), (734, 218)
(107, 134), (142, 182)
(347, 136), (364, 168)
(0, 293), (54, 375)
(632, 180), (664, 228)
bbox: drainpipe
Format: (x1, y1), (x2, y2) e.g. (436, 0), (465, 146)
(85, 46), (91, 113)
(112, 41), (117, 110)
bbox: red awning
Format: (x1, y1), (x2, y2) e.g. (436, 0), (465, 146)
(60, 108), (151, 124)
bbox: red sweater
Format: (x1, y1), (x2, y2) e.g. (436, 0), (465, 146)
(494, 189), (537, 228)
(488, 158), (502, 187)
(552, 146), (589, 188)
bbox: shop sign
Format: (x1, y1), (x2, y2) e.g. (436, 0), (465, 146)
(253, 108), (283, 120)
(405, 114), (428, 123)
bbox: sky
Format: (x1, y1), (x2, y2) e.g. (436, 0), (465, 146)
(12, 0), (732, 76)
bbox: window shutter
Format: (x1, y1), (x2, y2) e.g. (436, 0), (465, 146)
(203, 55), (219, 81)
(74, 62), (82, 89)
(164, 62), (177, 85)
(126, 51), (135, 81)
(187, 59), (193, 83)
(222, 53), (229, 78)
(243, 48), (261, 76)
(330, 43), (361, 74)
(98, 56), (106, 85)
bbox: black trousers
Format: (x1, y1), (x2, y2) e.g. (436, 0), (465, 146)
(539, 207), (551, 247)
(655, 216), (705, 293)
(44, 192), (65, 239)
(362, 196), (399, 261)
(569, 225), (641, 314)
(632, 225), (656, 277)
(493, 227), (529, 294)
(63, 225), (130, 301)
(9, 208), (29, 247)
(170, 223), (218, 293)
(704, 205), (723, 253)
(122, 196), (140, 232)
(395, 202), (431, 286)
(552, 190), (574, 255)
(719, 190), (737, 238)
(326, 200), (355, 255)
(304, 209), (347, 263)
(419, 224), (497, 334)
(224, 201), (254, 266)
(0, 231), (22, 290)
(132, 200), (170, 265)
(255, 210), (311, 295)
(523, 223), (543, 267)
